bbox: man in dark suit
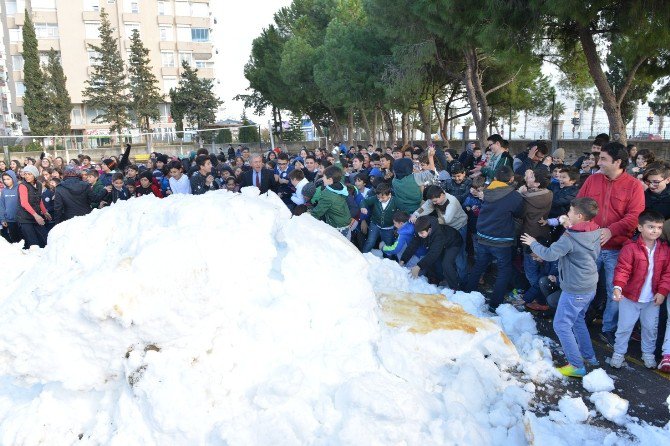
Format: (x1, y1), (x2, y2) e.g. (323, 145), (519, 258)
(240, 154), (278, 194)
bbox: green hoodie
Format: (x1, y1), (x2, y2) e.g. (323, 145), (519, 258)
(310, 183), (351, 228)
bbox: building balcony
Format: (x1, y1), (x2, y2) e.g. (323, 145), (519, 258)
(191, 0), (210, 3)
(175, 16), (192, 26)
(196, 68), (214, 79)
(159, 41), (176, 51)
(38, 39), (60, 51)
(161, 67), (179, 76)
(11, 14), (23, 26)
(157, 15), (173, 25)
(9, 44), (21, 55)
(123, 13), (141, 22)
(192, 43), (212, 59)
(33, 11), (58, 22)
(82, 11), (101, 21)
(14, 97), (24, 107)
(191, 17), (210, 28)
(13, 70), (23, 81)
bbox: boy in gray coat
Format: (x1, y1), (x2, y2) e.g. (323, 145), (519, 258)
(520, 197), (601, 378)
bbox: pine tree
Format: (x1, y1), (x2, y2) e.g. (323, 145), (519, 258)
(128, 29), (163, 134)
(22, 10), (51, 136)
(169, 61), (221, 132)
(238, 110), (259, 143)
(82, 8), (131, 139)
(44, 49), (72, 135)
(216, 128), (233, 144)
(283, 114), (305, 142)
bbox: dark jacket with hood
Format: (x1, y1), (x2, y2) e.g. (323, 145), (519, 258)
(401, 216), (462, 270)
(529, 221), (601, 295)
(476, 180), (524, 247)
(392, 158), (422, 214)
(0, 170), (19, 223)
(549, 184), (579, 218)
(645, 187), (670, 219)
(54, 177), (96, 223)
(521, 188), (553, 240)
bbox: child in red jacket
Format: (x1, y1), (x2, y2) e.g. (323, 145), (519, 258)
(610, 210), (670, 369)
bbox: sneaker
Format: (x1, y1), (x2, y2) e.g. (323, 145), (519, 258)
(557, 364), (586, 378)
(658, 355), (670, 373)
(525, 301), (550, 312)
(642, 353), (657, 369)
(599, 331), (616, 347)
(584, 357), (600, 368)
(609, 353), (625, 369)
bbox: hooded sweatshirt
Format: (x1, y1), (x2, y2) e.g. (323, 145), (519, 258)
(476, 181), (524, 247)
(54, 177), (95, 223)
(309, 182), (351, 228)
(521, 188), (553, 240)
(0, 170), (19, 223)
(529, 221), (601, 295)
(392, 158), (422, 214)
(645, 187), (670, 219)
(382, 222), (427, 258)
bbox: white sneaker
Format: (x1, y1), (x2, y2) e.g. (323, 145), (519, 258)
(642, 353), (656, 369)
(609, 353), (625, 369)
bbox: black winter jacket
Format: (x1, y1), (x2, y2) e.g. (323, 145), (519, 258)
(54, 178), (97, 223)
(401, 216), (462, 270)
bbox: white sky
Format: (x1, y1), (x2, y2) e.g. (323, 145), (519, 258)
(212, 0), (292, 127)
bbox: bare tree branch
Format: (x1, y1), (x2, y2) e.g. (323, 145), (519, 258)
(616, 56), (647, 106)
(484, 66), (523, 97)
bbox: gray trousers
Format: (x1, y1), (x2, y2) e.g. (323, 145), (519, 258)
(663, 298), (670, 356)
(614, 298), (660, 356)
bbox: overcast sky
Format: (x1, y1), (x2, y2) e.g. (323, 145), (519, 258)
(212, 0), (292, 127)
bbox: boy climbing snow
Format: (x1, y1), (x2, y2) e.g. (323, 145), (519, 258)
(520, 197), (601, 378)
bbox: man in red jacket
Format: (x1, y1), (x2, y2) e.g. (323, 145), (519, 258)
(577, 142), (645, 345)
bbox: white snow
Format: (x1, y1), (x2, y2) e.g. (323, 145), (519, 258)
(590, 392), (629, 424)
(558, 396), (590, 423)
(0, 189), (667, 445)
(583, 368), (615, 393)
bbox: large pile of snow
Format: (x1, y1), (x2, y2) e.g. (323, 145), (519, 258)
(0, 190), (668, 445)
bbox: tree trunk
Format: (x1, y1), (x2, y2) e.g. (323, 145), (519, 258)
(658, 115), (664, 135)
(310, 117), (324, 139)
(631, 104), (638, 138)
(382, 109), (395, 145)
(417, 101), (432, 146)
(347, 107), (354, 147)
(359, 106), (372, 146)
(590, 102), (597, 138)
(328, 106), (343, 143)
(401, 112), (409, 145)
(371, 108), (378, 148)
(524, 111), (528, 138)
(463, 47), (489, 148)
(578, 26), (644, 145)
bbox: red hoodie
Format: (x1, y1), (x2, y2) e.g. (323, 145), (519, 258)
(613, 237), (670, 302)
(577, 171), (644, 250)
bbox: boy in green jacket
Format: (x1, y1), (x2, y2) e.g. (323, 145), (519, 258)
(310, 166), (353, 239)
(360, 182), (398, 252)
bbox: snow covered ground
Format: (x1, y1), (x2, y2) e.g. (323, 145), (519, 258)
(0, 189), (668, 445)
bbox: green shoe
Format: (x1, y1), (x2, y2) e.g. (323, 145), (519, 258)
(557, 364), (586, 378)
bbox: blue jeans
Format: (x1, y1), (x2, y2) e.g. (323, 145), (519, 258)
(523, 252), (543, 303)
(466, 243), (512, 308)
(362, 223), (395, 253)
(596, 249), (620, 334)
(553, 291), (597, 368)
(455, 225), (468, 284)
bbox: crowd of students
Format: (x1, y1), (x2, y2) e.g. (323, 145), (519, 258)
(1, 135), (669, 379)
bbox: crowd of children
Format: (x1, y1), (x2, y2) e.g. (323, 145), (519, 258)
(1, 136), (670, 379)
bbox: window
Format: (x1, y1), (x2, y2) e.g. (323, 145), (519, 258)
(31, 0), (56, 10)
(39, 52), (50, 66)
(12, 55), (24, 71)
(175, 1), (189, 16)
(6, 1), (27, 15)
(35, 24), (59, 39)
(131, 1), (139, 13)
(15, 82), (25, 97)
(9, 28), (23, 43)
(161, 52), (175, 68)
(159, 26), (173, 41)
(83, 0), (100, 11)
(158, 1), (172, 15)
(72, 108), (83, 125)
(195, 60), (213, 69)
(125, 23), (140, 38)
(178, 52), (192, 66)
(163, 76), (178, 94)
(191, 28), (209, 42)
(88, 50), (101, 66)
(176, 26), (190, 41)
(191, 3), (208, 17)
(85, 22), (101, 39)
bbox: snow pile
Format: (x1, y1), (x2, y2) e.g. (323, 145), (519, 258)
(0, 190), (667, 445)
(558, 396), (590, 423)
(583, 369), (615, 393)
(590, 392), (629, 424)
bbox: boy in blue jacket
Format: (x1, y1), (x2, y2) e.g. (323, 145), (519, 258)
(0, 170), (21, 243)
(382, 211), (426, 263)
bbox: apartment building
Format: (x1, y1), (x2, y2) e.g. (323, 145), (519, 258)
(0, 0), (215, 137)
(0, 19), (20, 137)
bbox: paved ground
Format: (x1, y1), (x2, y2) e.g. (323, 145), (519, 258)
(531, 313), (670, 427)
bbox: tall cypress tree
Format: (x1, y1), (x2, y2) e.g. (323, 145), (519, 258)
(22, 10), (51, 136)
(45, 49), (72, 135)
(82, 8), (131, 139)
(128, 29), (163, 134)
